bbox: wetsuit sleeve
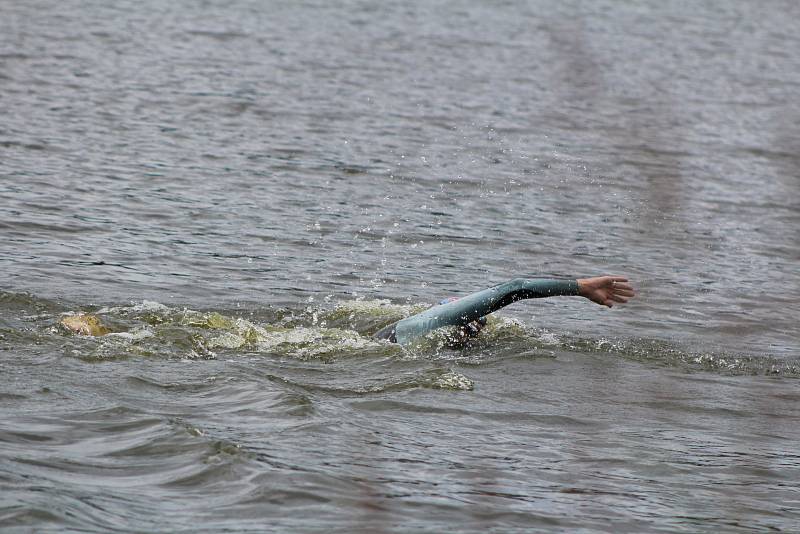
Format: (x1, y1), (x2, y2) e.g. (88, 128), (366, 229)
(390, 278), (579, 345)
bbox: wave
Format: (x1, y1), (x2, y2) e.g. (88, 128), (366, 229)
(3, 293), (798, 379)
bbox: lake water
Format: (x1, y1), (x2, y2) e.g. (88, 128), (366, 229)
(2, 0), (799, 532)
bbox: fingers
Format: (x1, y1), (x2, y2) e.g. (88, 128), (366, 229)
(588, 276), (637, 308)
(606, 276), (635, 298)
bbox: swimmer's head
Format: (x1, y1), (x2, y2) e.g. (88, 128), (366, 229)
(59, 313), (109, 336)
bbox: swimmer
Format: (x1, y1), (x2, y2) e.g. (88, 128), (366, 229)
(58, 276), (635, 344)
(374, 276), (635, 345)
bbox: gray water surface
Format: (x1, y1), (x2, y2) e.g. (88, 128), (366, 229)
(2, 0), (799, 532)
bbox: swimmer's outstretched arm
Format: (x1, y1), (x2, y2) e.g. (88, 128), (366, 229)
(378, 276), (634, 344)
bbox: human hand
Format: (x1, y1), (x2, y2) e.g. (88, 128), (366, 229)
(577, 276), (635, 308)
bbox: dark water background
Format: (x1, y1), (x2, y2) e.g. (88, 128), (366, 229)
(2, 0), (799, 532)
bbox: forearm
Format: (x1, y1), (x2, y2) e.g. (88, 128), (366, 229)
(393, 278), (579, 344)
(491, 278), (580, 309)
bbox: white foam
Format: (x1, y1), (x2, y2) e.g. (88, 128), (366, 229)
(432, 371), (474, 391)
(105, 327), (155, 342)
